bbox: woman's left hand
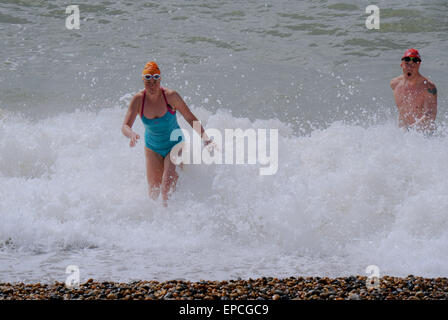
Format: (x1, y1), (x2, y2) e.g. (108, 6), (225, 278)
(204, 139), (220, 153)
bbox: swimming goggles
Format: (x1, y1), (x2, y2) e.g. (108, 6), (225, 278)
(401, 57), (421, 63)
(143, 74), (161, 81)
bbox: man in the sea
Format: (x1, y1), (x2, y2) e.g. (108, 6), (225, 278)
(390, 48), (437, 133)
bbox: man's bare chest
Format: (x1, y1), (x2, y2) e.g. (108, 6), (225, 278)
(394, 84), (425, 107)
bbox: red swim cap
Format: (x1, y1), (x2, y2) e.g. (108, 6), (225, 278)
(402, 48), (421, 60)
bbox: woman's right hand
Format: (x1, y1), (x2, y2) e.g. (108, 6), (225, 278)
(129, 132), (140, 147)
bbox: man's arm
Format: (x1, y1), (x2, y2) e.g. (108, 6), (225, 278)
(390, 76), (401, 91)
(416, 84), (437, 132)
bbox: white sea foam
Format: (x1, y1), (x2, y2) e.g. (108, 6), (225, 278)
(1, 105), (448, 283)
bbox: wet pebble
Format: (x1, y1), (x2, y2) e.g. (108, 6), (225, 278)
(1, 276), (447, 300)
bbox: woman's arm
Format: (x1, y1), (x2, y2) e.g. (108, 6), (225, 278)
(121, 94), (141, 147)
(168, 89), (212, 144)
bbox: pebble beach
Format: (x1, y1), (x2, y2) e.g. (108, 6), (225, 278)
(1, 276), (447, 300)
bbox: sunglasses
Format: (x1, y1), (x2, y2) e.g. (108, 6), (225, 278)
(401, 57), (421, 63)
(143, 74), (161, 81)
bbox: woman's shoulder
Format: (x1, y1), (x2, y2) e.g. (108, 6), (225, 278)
(131, 90), (145, 104)
(162, 87), (178, 96)
(162, 87), (182, 103)
(129, 90), (145, 113)
(134, 90), (145, 99)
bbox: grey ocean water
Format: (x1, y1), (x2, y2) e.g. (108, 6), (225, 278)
(1, 0), (448, 283)
(1, 0), (446, 126)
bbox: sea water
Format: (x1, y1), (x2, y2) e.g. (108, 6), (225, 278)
(0, 0), (447, 283)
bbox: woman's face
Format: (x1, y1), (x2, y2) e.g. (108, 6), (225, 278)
(143, 74), (161, 92)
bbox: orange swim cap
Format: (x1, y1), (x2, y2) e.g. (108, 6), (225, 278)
(142, 61), (161, 75)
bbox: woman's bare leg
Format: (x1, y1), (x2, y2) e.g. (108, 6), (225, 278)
(144, 147), (164, 200)
(161, 151), (179, 206)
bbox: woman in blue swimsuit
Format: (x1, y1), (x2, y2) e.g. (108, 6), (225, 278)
(122, 61), (212, 206)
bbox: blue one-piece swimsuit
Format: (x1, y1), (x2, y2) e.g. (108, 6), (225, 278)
(140, 87), (183, 158)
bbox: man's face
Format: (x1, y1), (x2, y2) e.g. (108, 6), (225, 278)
(401, 57), (421, 77)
